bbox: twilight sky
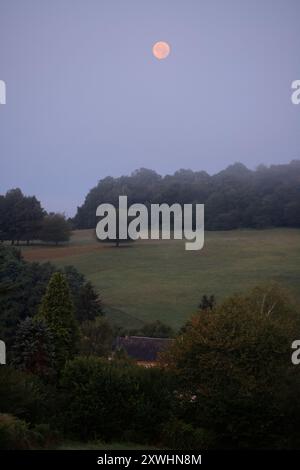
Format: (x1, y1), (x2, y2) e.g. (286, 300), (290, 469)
(0, 0), (299, 215)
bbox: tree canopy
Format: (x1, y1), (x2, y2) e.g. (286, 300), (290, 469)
(161, 283), (300, 448)
(0, 189), (70, 245)
(0, 246), (102, 346)
(40, 213), (71, 245)
(73, 161), (300, 231)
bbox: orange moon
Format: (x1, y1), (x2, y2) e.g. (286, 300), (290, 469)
(152, 41), (170, 60)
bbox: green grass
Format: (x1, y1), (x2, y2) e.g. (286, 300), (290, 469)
(21, 228), (300, 330)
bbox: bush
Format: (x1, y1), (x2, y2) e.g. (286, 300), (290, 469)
(60, 356), (173, 443)
(31, 423), (60, 448)
(0, 367), (52, 424)
(162, 419), (216, 450)
(13, 317), (56, 378)
(0, 414), (32, 450)
(0, 414), (58, 449)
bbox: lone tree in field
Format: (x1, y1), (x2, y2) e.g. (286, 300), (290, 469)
(198, 294), (216, 311)
(97, 209), (134, 248)
(37, 272), (79, 369)
(40, 213), (71, 245)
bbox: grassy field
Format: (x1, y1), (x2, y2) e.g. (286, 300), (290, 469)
(21, 228), (300, 330)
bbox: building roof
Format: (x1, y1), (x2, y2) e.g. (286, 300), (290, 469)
(114, 336), (173, 362)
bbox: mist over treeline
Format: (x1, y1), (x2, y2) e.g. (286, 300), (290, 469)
(73, 160), (300, 230)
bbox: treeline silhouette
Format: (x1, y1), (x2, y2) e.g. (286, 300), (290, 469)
(73, 160), (300, 230)
(0, 188), (70, 244)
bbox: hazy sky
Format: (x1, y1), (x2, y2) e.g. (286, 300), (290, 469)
(0, 0), (299, 215)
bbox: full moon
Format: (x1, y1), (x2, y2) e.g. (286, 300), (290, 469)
(152, 41), (170, 60)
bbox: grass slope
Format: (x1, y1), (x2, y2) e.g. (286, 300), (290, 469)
(21, 228), (300, 330)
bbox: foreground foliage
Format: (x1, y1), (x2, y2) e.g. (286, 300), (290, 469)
(59, 357), (174, 443)
(161, 284), (300, 448)
(0, 246), (102, 346)
(2, 279), (300, 449)
(37, 273), (79, 370)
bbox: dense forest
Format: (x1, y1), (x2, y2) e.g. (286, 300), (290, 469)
(73, 160), (300, 230)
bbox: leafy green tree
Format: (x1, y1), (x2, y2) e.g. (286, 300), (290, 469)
(13, 317), (55, 378)
(2, 188), (24, 244)
(19, 196), (45, 245)
(37, 272), (79, 369)
(0, 189), (44, 244)
(40, 213), (71, 245)
(161, 284), (300, 448)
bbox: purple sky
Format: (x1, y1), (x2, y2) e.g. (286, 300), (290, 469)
(1, 0), (300, 216)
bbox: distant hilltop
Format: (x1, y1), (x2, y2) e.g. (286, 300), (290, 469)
(73, 160), (300, 231)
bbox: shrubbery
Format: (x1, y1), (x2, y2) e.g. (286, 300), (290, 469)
(161, 419), (216, 450)
(0, 414), (33, 450)
(13, 317), (55, 378)
(0, 368), (61, 449)
(0, 367), (50, 424)
(161, 283), (300, 448)
(2, 276), (300, 449)
(59, 357), (174, 443)
(0, 415), (57, 450)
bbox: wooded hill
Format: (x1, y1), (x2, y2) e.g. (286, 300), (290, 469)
(73, 160), (300, 230)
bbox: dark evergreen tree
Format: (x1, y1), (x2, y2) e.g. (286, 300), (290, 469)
(37, 272), (79, 369)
